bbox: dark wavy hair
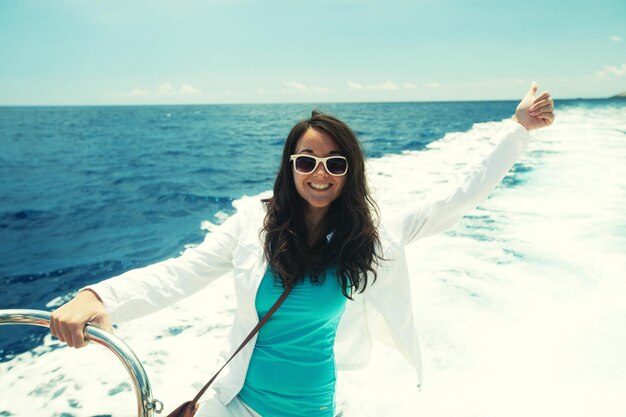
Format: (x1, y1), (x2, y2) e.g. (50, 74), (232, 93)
(261, 110), (383, 299)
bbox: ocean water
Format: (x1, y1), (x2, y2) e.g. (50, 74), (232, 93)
(0, 99), (624, 416)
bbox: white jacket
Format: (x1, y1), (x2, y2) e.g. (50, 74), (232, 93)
(86, 120), (530, 405)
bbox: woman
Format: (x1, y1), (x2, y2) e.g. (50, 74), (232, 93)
(49, 82), (555, 417)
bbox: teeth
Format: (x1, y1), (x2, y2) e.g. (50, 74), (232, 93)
(310, 183), (331, 190)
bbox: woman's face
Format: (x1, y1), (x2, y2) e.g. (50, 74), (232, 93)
(292, 127), (346, 222)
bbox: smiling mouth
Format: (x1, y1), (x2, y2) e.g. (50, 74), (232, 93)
(309, 182), (331, 190)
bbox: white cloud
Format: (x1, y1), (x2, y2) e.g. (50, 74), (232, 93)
(424, 82), (441, 88)
(283, 81), (307, 91)
(347, 80), (399, 91)
(609, 35), (622, 42)
(180, 83), (201, 96)
(121, 82), (203, 98)
(157, 83), (176, 95)
(595, 63), (626, 77)
(281, 81), (330, 94)
(347, 80), (423, 91)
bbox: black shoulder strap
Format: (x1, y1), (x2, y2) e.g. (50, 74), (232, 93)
(190, 282), (294, 405)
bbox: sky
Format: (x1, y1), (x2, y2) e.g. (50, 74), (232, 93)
(0, 0), (625, 105)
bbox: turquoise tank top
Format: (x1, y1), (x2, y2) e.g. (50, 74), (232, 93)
(238, 268), (348, 417)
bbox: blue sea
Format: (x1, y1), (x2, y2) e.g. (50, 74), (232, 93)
(1, 100), (625, 417)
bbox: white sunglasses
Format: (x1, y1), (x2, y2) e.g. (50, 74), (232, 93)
(290, 154), (349, 176)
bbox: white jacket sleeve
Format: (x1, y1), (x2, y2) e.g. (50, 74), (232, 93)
(82, 211), (241, 323)
(397, 120), (530, 245)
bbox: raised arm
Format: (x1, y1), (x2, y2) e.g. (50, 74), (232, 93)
(50, 209), (241, 347)
(393, 82), (554, 245)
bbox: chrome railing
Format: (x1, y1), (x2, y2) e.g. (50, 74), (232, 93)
(0, 309), (163, 417)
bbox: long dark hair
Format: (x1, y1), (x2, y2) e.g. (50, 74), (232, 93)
(262, 110), (383, 299)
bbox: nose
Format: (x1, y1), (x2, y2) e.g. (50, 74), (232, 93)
(313, 161), (329, 177)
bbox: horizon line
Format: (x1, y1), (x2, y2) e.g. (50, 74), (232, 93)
(0, 95), (621, 108)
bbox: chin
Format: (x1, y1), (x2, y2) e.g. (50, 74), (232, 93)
(306, 197), (339, 210)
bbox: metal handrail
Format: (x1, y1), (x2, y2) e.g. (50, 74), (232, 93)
(0, 309), (163, 417)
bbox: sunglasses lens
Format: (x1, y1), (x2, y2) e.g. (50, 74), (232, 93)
(327, 157), (347, 175)
(294, 156), (317, 173)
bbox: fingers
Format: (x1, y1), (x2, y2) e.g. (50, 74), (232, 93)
(530, 98), (551, 110)
(71, 322), (89, 348)
(532, 92), (552, 105)
(529, 103), (552, 117)
(49, 315), (64, 343)
(541, 112), (555, 126)
(93, 313), (114, 333)
(529, 93), (554, 117)
(50, 311), (90, 349)
(61, 325), (76, 348)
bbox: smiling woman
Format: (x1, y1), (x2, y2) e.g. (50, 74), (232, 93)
(47, 84), (555, 417)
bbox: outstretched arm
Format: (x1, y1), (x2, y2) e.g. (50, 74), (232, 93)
(394, 82), (555, 245)
(50, 211), (241, 348)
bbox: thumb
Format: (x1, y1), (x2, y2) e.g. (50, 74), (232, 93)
(527, 81), (538, 97)
(89, 312), (113, 333)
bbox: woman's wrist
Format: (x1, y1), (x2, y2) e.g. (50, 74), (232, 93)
(511, 114), (530, 131)
(78, 288), (104, 304)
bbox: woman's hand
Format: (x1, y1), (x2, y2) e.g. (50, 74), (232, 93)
(49, 289), (113, 348)
(512, 82), (555, 131)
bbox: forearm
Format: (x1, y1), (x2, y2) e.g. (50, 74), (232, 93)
(82, 212), (241, 323)
(401, 119), (530, 243)
(83, 251), (232, 323)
